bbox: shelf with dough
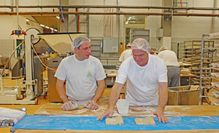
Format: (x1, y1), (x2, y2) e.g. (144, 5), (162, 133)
(209, 63), (219, 105)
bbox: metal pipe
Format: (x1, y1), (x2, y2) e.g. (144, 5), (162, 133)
(76, 8), (80, 32)
(86, 9), (89, 37)
(199, 34), (208, 105)
(117, 0), (120, 47)
(16, 0), (19, 29)
(210, 0), (217, 33)
(0, 5), (219, 11)
(1, 11), (219, 17)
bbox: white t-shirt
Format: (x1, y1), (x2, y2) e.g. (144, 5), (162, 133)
(116, 54), (167, 106)
(55, 55), (106, 105)
(119, 49), (132, 62)
(158, 50), (179, 67)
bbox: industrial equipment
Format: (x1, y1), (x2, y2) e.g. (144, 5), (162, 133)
(0, 28), (39, 104)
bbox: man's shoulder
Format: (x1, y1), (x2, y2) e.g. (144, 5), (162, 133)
(89, 56), (102, 64)
(89, 55), (99, 60)
(120, 56), (133, 67)
(62, 55), (74, 62)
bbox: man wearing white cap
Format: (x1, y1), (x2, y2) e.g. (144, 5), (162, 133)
(119, 43), (132, 62)
(55, 36), (106, 111)
(98, 38), (168, 123)
(158, 46), (180, 87)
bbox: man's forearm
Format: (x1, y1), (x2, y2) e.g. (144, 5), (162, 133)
(158, 102), (166, 112)
(158, 93), (167, 109)
(92, 80), (105, 102)
(158, 82), (168, 111)
(60, 94), (68, 103)
(108, 83), (123, 110)
(56, 80), (68, 102)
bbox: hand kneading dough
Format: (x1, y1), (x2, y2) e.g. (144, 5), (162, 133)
(135, 116), (155, 125)
(106, 116), (124, 125)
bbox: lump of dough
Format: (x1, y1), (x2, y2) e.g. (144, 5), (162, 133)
(135, 116), (155, 125)
(105, 116), (124, 125)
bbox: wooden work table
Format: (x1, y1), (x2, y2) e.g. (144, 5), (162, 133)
(0, 96), (219, 133)
(13, 100), (219, 133)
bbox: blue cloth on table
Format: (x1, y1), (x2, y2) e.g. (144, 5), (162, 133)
(13, 115), (219, 131)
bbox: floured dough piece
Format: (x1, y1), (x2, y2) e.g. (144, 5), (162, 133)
(106, 116), (124, 125)
(61, 101), (79, 111)
(130, 106), (147, 112)
(135, 116), (155, 125)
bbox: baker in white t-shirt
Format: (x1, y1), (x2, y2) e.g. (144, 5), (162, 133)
(158, 46), (180, 87)
(55, 36), (106, 111)
(98, 38), (168, 123)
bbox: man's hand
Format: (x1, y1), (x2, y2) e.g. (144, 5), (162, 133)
(154, 107), (168, 123)
(61, 101), (78, 111)
(97, 108), (114, 120)
(86, 100), (99, 110)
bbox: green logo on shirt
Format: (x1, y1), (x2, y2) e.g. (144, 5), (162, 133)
(87, 71), (93, 78)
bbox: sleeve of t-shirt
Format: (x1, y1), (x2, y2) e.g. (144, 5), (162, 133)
(54, 59), (67, 81)
(115, 59), (129, 84)
(95, 60), (106, 80)
(157, 58), (168, 82)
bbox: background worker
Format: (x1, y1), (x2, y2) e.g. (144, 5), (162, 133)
(98, 38), (168, 123)
(119, 43), (132, 62)
(158, 46), (180, 87)
(150, 47), (158, 55)
(55, 36), (106, 111)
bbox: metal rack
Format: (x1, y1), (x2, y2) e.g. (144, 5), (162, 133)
(204, 33), (219, 105)
(199, 34), (218, 104)
(183, 38), (215, 104)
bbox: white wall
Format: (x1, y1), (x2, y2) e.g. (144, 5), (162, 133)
(172, 17), (212, 40)
(171, 0), (219, 54)
(69, 0), (119, 38)
(0, 15), (41, 51)
(68, 0), (163, 42)
(147, 16), (162, 49)
(1, 0), (219, 55)
(68, 0), (219, 54)
(0, 0), (11, 8)
(0, 16), (27, 39)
